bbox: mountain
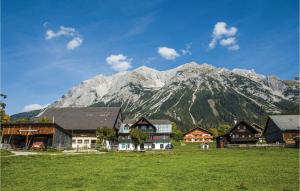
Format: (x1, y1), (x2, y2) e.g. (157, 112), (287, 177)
(12, 62), (299, 130)
(11, 109), (42, 121)
(46, 62), (299, 130)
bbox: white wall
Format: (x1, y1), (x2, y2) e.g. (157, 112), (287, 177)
(118, 142), (170, 151)
(72, 137), (97, 149)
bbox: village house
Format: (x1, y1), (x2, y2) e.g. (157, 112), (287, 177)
(216, 120), (263, 148)
(263, 115), (300, 145)
(1, 123), (72, 149)
(1, 107), (177, 151)
(118, 117), (172, 151)
(38, 107), (123, 149)
(183, 127), (213, 143)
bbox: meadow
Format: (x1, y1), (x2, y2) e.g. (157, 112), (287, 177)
(1, 143), (299, 191)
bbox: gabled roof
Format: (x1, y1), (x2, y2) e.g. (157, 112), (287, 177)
(183, 127), (212, 136)
(124, 118), (172, 125)
(130, 117), (157, 130)
(251, 123), (264, 130)
(267, 115), (300, 131)
(38, 107), (122, 130)
(225, 120), (263, 135)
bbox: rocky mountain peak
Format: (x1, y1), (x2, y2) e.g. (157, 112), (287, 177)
(51, 62), (299, 128)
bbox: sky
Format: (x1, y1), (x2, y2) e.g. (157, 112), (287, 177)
(1, 0), (299, 114)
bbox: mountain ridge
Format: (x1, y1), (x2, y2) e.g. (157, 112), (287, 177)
(13, 62), (299, 130)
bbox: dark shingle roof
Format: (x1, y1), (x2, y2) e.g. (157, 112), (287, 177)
(124, 119), (171, 125)
(268, 115), (300, 131)
(38, 107), (121, 130)
(225, 120), (263, 135)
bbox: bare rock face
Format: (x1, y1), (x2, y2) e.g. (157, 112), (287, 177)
(50, 62), (299, 128)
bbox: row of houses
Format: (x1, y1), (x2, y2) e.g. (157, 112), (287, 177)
(181, 115), (299, 147)
(1, 107), (299, 150)
(216, 115), (300, 147)
(1, 107), (172, 151)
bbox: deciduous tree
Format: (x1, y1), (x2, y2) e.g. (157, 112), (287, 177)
(171, 122), (183, 141)
(96, 126), (116, 150)
(130, 128), (147, 150)
(0, 93), (10, 124)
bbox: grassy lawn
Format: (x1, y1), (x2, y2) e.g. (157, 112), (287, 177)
(0, 150), (14, 156)
(1, 143), (299, 191)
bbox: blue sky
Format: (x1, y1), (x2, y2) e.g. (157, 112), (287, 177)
(1, 0), (299, 114)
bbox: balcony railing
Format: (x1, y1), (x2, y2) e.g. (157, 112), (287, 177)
(229, 137), (259, 142)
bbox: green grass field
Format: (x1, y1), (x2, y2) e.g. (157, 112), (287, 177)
(1, 143), (299, 191)
(0, 150), (13, 156)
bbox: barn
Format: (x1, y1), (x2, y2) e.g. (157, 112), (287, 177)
(38, 107), (123, 149)
(1, 123), (72, 149)
(263, 115), (300, 145)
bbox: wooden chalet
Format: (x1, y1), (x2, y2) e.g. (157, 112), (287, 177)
(263, 115), (300, 145)
(1, 123), (72, 149)
(118, 117), (172, 150)
(183, 127), (213, 143)
(216, 121), (263, 148)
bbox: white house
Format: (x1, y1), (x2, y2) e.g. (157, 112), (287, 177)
(118, 117), (172, 151)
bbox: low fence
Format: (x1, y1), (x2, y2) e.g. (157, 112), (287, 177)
(225, 143), (293, 148)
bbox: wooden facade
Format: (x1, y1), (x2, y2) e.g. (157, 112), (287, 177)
(263, 115), (300, 145)
(183, 127), (213, 143)
(1, 123), (72, 149)
(216, 121), (263, 147)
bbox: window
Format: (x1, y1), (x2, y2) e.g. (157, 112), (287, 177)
(72, 139), (76, 143)
(241, 135), (245, 138)
(84, 139), (89, 144)
(160, 144), (164, 149)
(77, 139), (82, 144)
(122, 144), (125, 148)
(152, 144), (155, 149)
(248, 135), (252, 138)
(91, 140), (96, 144)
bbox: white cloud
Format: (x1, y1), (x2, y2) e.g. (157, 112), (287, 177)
(157, 47), (180, 60)
(45, 26), (77, 40)
(106, 54), (132, 71)
(213, 22), (237, 37)
(67, 37), (83, 50)
(45, 25), (83, 50)
(209, 22), (239, 51)
(220, 37), (236, 46)
(22, 104), (50, 112)
(181, 43), (192, 55)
